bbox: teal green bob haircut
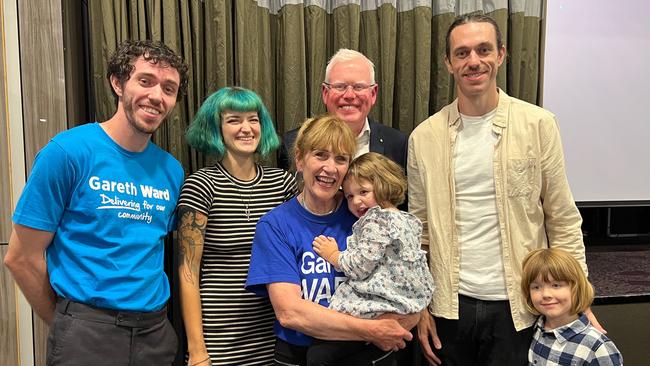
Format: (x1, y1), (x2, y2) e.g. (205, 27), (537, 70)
(185, 86), (279, 159)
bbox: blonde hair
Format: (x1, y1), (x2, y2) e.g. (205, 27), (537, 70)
(345, 152), (406, 207)
(520, 248), (594, 316)
(292, 114), (356, 170)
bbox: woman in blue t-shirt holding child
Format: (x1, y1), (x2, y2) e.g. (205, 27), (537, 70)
(246, 114), (424, 365)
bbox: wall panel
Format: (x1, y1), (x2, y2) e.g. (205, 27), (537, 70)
(2, 0), (32, 362)
(17, 0), (67, 365)
(0, 246), (18, 366)
(19, 0), (67, 172)
(593, 302), (650, 365)
(0, 0), (10, 243)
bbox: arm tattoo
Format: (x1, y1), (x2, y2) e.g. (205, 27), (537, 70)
(177, 206), (207, 285)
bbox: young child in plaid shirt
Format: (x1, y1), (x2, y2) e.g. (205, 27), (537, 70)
(521, 248), (623, 365)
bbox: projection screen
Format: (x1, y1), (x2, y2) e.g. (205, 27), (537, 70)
(542, 0), (650, 204)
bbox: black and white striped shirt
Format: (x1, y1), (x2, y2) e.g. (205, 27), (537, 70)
(178, 162), (297, 365)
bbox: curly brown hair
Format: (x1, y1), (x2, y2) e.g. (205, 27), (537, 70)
(106, 39), (189, 101)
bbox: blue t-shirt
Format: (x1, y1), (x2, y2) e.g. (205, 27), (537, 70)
(246, 197), (356, 346)
(13, 123), (184, 311)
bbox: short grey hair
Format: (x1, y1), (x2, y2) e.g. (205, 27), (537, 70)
(324, 48), (376, 84)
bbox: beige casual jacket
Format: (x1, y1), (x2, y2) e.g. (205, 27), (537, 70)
(407, 90), (586, 331)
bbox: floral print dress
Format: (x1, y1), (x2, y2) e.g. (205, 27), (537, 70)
(329, 206), (435, 318)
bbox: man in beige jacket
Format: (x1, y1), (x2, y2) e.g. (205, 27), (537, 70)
(408, 14), (603, 366)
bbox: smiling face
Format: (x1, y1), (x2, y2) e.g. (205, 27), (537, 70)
(322, 58), (378, 134)
(445, 21), (505, 103)
(296, 148), (351, 207)
(111, 57), (180, 135)
(529, 275), (579, 329)
(343, 177), (379, 218)
(221, 110), (260, 158)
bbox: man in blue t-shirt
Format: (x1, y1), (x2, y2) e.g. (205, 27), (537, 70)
(4, 40), (189, 365)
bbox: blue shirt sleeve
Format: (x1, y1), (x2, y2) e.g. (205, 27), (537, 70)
(13, 141), (73, 232)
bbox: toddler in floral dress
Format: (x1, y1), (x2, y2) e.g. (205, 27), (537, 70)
(309, 152), (435, 365)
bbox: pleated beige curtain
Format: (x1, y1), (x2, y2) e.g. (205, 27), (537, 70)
(88, 0), (545, 174)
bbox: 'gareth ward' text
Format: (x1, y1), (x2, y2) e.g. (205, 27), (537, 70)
(88, 176), (171, 201)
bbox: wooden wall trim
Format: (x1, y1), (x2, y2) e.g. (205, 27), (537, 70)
(2, 0), (33, 364)
(2, 0), (69, 364)
(1, 246), (19, 366)
(19, 0), (67, 171)
(62, 0), (88, 127)
(0, 0), (10, 243)
(17, 0), (67, 362)
(3, 0), (26, 207)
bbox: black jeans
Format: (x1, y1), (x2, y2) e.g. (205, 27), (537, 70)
(430, 295), (533, 366)
(275, 338), (395, 366)
(47, 298), (177, 366)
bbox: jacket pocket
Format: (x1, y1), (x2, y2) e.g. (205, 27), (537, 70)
(507, 158), (536, 198)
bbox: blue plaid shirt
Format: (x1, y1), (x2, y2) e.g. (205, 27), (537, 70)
(529, 313), (623, 365)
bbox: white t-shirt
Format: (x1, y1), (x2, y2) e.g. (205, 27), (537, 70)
(454, 109), (508, 300)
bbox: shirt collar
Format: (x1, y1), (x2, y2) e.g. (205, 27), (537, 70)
(537, 313), (590, 343)
(358, 118), (371, 139)
(450, 88), (509, 129)
(353, 118), (371, 159)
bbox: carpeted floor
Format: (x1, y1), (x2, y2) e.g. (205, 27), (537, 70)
(586, 247), (650, 299)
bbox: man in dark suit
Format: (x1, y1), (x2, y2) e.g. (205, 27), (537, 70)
(278, 48), (407, 171)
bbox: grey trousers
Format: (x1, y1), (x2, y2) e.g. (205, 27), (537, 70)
(47, 298), (178, 366)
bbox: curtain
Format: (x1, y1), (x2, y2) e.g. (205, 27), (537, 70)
(88, 0), (545, 174)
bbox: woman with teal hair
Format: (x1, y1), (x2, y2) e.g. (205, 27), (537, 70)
(177, 87), (297, 366)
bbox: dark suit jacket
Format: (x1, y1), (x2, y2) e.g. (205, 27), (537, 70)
(277, 119), (408, 172)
